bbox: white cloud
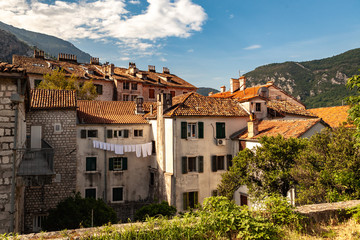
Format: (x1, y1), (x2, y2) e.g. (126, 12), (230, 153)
(120, 57), (131, 61)
(0, 0), (207, 49)
(187, 49), (194, 53)
(244, 44), (261, 50)
(229, 14), (234, 19)
(159, 57), (167, 62)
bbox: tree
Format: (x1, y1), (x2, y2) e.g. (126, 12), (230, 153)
(218, 135), (307, 200)
(43, 192), (117, 231)
(347, 73), (360, 143)
(37, 68), (98, 100)
(292, 127), (360, 205)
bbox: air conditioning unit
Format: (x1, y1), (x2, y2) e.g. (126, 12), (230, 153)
(216, 139), (226, 146)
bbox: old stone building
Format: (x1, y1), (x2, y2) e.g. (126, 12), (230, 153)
(19, 89), (77, 232)
(0, 62), (27, 233)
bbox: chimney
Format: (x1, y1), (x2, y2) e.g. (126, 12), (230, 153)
(163, 67), (170, 74)
(230, 78), (240, 93)
(150, 104), (153, 115)
(148, 65), (156, 72)
(90, 57), (99, 65)
(135, 96), (144, 114)
(239, 76), (246, 91)
(247, 112), (258, 138)
(58, 53), (77, 63)
(128, 62), (138, 76)
(34, 49), (45, 59)
(106, 64), (114, 76)
(220, 86), (226, 93)
(208, 92), (213, 96)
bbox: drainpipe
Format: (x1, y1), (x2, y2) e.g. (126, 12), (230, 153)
(104, 126), (107, 202)
(10, 78), (21, 232)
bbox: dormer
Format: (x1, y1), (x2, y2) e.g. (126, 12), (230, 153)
(163, 67), (170, 74)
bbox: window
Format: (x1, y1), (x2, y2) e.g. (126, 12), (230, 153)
(182, 156), (203, 174)
(211, 155), (228, 172)
(240, 193), (248, 206)
(183, 92), (187, 94)
(255, 102), (261, 112)
(131, 83), (137, 90)
(112, 187), (124, 202)
(149, 89), (155, 99)
(109, 157), (127, 171)
(85, 188), (96, 199)
(53, 123), (62, 134)
(123, 82), (130, 90)
(170, 91), (175, 98)
(86, 157), (96, 171)
(80, 129), (98, 138)
(111, 129), (129, 138)
(131, 95), (138, 101)
(123, 94), (129, 101)
(181, 122), (204, 139)
(95, 84), (103, 95)
(215, 122), (225, 139)
(134, 129), (143, 137)
(150, 172), (155, 186)
(183, 191), (198, 210)
(152, 140), (156, 154)
(33, 215), (46, 232)
(34, 79), (42, 88)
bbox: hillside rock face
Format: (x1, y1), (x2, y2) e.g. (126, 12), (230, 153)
(244, 49), (360, 108)
(0, 29), (32, 63)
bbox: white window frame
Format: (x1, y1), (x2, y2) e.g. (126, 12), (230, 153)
(53, 123), (62, 134)
(187, 122), (197, 139)
(113, 158), (123, 171)
(33, 215), (47, 232)
(111, 186), (124, 203)
(134, 129), (143, 137)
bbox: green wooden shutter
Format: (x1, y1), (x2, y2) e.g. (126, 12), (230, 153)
(216, 122), (225, 139)
(114, 130), (117, 137)
(107, 129), (113, 138)
(183, 192), (188, 210)
(227, 154), (233, 170)
(81, 129), (87, 138)
(194, 192), (198, 207)
(182, 156), (188, 174)
(198, 122), (204, 139)
(198, 156), (204, 173)
(181, 122), (187, 139)
(211, 155), (217, 172)
(122, 157), (128, 170)
(124, 129), (129, 138)
(109, 158), (114, 171)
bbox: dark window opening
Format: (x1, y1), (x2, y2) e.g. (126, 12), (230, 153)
(123, 82), (129, 90)
(256, 102), (261, 112)
(86, 157), (96, 171)
(149, 89), (155, 99)
(216, 122), (225, 139)
(112, 187), (123, 202)
(85, 188), (96, 199)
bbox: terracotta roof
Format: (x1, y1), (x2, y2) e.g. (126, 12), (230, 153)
(267, 100), (317, 117)
(309, 105), (353, 128)
(77, 100), (155, 124)
(210, 84), (268, 99)
(236, 118), (323, 140)
(12, 55), (197, 89)
(30, 89), (77, 110)
(161, 92), (248, 117)
(0, 62), (26, 74)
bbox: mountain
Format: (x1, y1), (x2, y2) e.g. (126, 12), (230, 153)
(244, 49), (360, 108)
(0, 29), (33, 63)
(0, 21), (92, 63)
(197, 87), (220, 96)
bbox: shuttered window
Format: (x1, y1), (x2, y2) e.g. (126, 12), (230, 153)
(183, 191), (198, 210)
(227, 155), (233, 170)
(182, 156), (204, 174)
(109, 157), (128, 171)
(216, 122), (225, 139)
(211, 155), (226, 172)
(86, 157), (96, 171)
(181, 121), (204, 139)
(85, 188), (96, 199)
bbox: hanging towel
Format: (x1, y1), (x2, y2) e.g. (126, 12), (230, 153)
(106, 143), (111, 151)
(146, 142), (152, 156)
(110, 143), (115, 152)
(136, 144), (142, 157)
(99, 142), (104, 150)
(141, 143), (148, 158)
(93, 140), (96, 148)
(131, 145), (136, 152)
(115, 144), (124, 155)
(124, 145), (129, 152)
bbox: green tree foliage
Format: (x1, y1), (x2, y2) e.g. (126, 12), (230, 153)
(42, 193), (117, 231)
(37, 68), (97, 100)
(218, 135), (307, 200)
(134, 201), (177, 221)
(347, 73), (360, 142)
(292, 127), (360, 205)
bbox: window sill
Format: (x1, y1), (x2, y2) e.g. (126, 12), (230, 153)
(85, 171), (100, 174)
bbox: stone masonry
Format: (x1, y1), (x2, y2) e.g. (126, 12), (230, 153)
(24, 109), (77, 233)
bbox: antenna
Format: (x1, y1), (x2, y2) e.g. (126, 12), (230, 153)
(239, 70), (241, 77)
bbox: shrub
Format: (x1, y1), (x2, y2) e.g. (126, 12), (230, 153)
(43, 192), (117, 231)
(134, 201), (177, 221)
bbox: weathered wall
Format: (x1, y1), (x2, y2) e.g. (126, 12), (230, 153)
(24, 109), (77, 233)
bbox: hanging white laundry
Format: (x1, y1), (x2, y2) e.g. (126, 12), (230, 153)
(99, 142), (104, 150)
(125, 145), (132, 152)
(93, 140), (96, 148)
(115, 144), (124, 155)
(110, 143), (115, 152)
(136, 144), (142, 157)
(131, 145), (136, 152)
(146, 142), (152, 156)
(141, 143), (148, 158)
(106, 143), (111, 151)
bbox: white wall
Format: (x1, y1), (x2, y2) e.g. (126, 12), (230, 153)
(164, 118), (174, 173)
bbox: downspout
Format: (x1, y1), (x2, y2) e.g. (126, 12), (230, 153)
(10, 78), (21, 232)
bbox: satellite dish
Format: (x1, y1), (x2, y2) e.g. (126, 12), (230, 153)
(257, 87), (269, 98)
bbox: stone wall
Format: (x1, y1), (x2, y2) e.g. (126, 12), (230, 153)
(24, 109), (77, 233)
(0, 77), (26, 233)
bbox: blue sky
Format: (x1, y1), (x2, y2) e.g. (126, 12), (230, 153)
(1, 0), (360, 89)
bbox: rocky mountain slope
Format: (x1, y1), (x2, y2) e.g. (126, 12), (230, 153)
(0, 21), (91, 63)
(0, 29), (33, 63)
(244, 49), (360, 108)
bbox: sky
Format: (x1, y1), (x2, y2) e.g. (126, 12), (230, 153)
(0, 0), (360, 89)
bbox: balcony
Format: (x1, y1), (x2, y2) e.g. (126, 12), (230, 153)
(17, 139), (54, 176)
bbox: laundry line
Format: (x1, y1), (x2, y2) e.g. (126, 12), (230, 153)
(93, 140), (152, 158)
